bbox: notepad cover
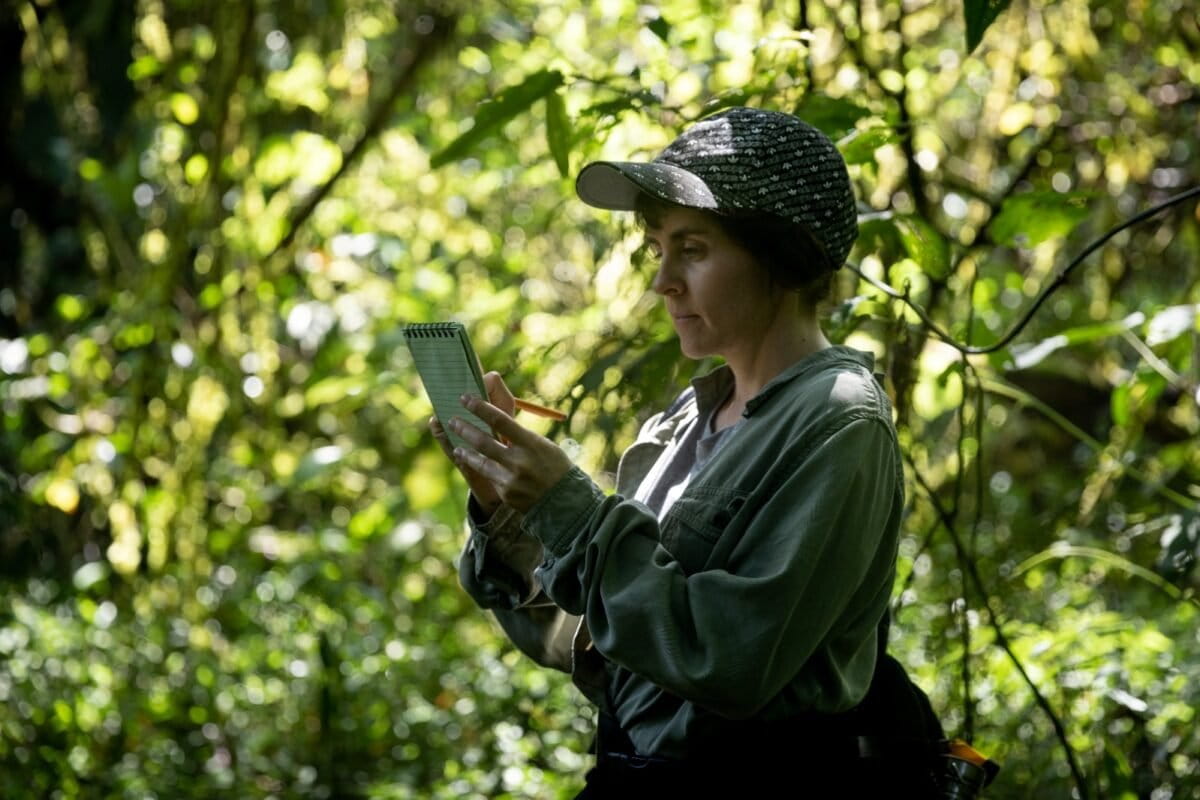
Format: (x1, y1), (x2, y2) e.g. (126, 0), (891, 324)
(402, 322), (494, 452)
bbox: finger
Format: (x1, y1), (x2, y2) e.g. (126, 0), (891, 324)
(429, 416), (456, 456)
(449, 417), (511, 461)
(452, 443), (511, 486)
(483, 372), (516, 416)
(461, 394), (536, 444)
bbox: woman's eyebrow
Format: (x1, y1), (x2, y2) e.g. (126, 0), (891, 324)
(644, 226), (711, 243)
(666, 226), (710, 240)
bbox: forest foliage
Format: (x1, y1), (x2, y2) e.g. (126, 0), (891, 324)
(1, 0), (1199, 798)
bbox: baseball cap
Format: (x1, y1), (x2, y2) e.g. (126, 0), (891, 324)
(575, 107), (858, 272)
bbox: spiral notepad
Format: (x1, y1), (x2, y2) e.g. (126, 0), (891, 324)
(402, 322), (494, 451)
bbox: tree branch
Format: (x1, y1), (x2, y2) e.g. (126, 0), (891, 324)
(16, 4), (140, 279)
(203, 1), (257, 229)
(980, 377), (1196, 509)
(266, 12), (457, 261)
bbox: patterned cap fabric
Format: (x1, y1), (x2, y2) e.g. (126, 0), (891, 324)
(576, 107), (858, 272)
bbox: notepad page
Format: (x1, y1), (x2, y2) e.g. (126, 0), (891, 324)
(403, 323), (493, 452)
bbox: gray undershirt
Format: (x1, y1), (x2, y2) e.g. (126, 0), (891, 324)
(635, 383), (743, 520)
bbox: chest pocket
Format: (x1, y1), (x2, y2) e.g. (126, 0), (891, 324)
(660, 486), (749, 575)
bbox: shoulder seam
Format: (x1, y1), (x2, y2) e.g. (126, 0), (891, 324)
(760, 411), (894, 500)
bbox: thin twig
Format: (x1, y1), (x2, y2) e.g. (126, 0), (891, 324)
(891, 514), (943, 615)
(969, 366), (987, 557)
(1120, 329), (1189, 389)
(908, 463), (1091, 799)
(846, 185), (1200, 355)
(951, 356), (975, 741)
(795, 0), (813, 90)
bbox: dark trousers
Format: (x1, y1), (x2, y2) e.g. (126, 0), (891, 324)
(574, 712), (940, 798)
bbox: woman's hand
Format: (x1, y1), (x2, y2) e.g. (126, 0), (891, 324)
(429, 371), (517, 515)
(447, 392), (573, 515)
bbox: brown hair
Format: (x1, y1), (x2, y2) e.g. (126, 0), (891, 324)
(635, 194), (835, 308)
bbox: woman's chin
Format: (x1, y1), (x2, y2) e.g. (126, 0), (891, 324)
(677, 339), (711, 360)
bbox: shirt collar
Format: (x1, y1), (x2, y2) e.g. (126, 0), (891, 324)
(691, 346), (877, 418)
(689, 363), (736, 422)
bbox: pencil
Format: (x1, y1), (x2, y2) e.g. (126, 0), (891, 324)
(514, 397), (567, 421)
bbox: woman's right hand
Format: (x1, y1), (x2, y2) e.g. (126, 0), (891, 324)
(429, 371), (515, 516)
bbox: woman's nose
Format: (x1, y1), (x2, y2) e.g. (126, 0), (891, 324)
(651, 259), (681, 296)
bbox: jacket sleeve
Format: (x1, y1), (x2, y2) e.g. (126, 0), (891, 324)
(523, 414), (901, 718)
(457, 499), (578, 673)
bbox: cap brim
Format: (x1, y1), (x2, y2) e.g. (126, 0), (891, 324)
(575, 161), (720, 211)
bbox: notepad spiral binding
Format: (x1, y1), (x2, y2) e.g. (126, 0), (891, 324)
(403, 323), (462, 338)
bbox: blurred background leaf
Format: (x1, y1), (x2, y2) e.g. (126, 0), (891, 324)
(989, 191), (1094, 248)
(1, 0), (1198, 798)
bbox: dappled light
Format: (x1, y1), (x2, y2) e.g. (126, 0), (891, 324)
(1, 0), (1198, 797)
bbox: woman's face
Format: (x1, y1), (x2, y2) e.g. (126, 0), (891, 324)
(644, 206), (786, 361)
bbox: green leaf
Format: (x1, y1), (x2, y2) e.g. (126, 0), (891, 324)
(254, 132), (342, 188)
(265, 51), (330, 113)
(700, 89), (753, 115)
(989, 191), (1093, 248)
(795, 94), (871, 139)
(856, 217), (905, 264)
(431, 70), (565, 168)
(292, 445), (344, 485)
(348, 499), (391, 539)
(72, 561), (110, 592)
(55, 295), (89, 322)
(1006, 312), (1145, 370)
(964, 0), (1013, 52)
(545, 90), (572, 179)
(126, 54), (163, 80)
(1144, 304), (1199, 346)
(647, 15), (671, 42)
(1109, 369), (1166, 426)
(839, 126), (899, 165)
(54, 699), (73, 727)
(304, 375), (368, 407)
(1156, 512), (1200, 584)
(580, 97), (636, 118)
(894, 216), (950, 279)
(1111, 382), (1131, 426)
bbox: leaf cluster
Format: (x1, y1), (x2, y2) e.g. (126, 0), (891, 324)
(2, 0), (1199, 798)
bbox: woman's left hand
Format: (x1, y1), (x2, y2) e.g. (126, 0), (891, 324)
(448, 394), (573, 513)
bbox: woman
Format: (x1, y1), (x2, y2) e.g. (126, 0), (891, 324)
(434, 107), (941, 795)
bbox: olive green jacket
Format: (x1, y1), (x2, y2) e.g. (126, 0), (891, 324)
(458, 346), (904, 759)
